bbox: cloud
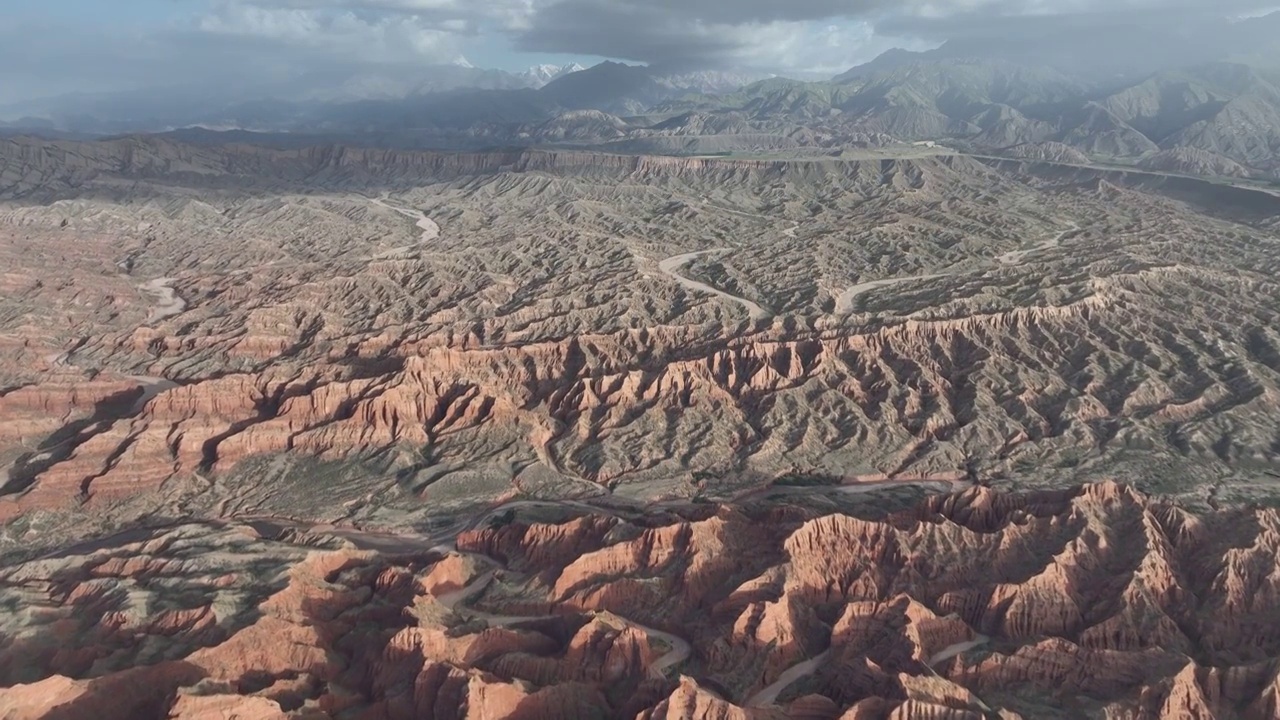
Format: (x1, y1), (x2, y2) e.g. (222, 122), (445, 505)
(195, 0), (468, 63)
(511, 0), (893, 71)
(512, 0), (1280, 71)
(201, 0), (541, 36)
(3, 0), (1279, 109)
(0, 0), (503, 107)
(877, 0), (1280, 40)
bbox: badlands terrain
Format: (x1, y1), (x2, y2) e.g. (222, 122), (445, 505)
(2, 136), (1280, 534)
(7, 482), (1280, 719)
(2, 132), (1280, 718)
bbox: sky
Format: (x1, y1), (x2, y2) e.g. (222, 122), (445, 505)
(2, 0), (1278, 107)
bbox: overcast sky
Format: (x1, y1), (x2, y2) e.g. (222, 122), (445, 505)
(2, 0), (1278, 106)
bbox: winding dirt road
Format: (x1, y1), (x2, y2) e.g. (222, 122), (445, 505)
(657, 248), (771, 320)
(242, 475), (961, 688)
(746, 650), (832, 707)
(659, 213), (1077, 319)
(247, 476), (954, 687)
(127, 375), (178, 414)
(996, 223), (1080, 266)
(733, 477), (962, 504)
(271, 511), (695, 679)
(835, 274), (944, 314)
(40, 280), (182, 419)
(743, 630), (988, 707)
(438, 564), (692, 679)
(835, 221), (1081, 315)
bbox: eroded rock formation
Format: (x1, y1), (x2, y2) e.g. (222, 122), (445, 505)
(4, 483), (1280, 718)
(5, 137), (1280, 536)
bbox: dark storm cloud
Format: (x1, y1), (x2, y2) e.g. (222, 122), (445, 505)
(878, 0), (1280, 41)
(5, 0), (1280, 109)
(512, 0), (1280, 70)
(513, 0), (892, 69)
(515, 2), (762, 68)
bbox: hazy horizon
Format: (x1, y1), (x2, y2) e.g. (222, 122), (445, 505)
(6, 0), (1280, 111)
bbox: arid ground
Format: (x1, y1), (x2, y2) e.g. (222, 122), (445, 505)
(3, 135), (1280, 718)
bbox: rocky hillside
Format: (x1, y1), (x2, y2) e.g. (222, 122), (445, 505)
(1138, 147), (1250, 178)
(13, 55), (1280, 181)
(5, 482), (1280, 719)
(658, 61), (1280, 177)
(2, 136), (1280, 543)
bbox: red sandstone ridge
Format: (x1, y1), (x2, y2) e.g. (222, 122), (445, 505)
(3, 482), (1280, 718)
(8, 276), (1277, 521)
(4, 136), (1280, 524)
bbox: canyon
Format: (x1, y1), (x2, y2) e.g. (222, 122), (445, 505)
(5, 482), (1280, 719)
(2, 133), (1280, 717)
(2, 137), (1279, 542)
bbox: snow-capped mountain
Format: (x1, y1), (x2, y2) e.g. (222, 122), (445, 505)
(519, 63), (587, 88)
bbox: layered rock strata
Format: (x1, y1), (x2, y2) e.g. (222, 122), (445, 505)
(4, 483), (1280, 718)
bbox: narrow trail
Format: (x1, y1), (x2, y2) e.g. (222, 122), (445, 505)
(657, 248), (771, 320)
(835, 221), (1082, 314)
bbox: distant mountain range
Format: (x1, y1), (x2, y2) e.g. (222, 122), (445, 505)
(5, 13), (1280, 179)
(785, 60), (1280, 174)
(838, 11), (1280, 83)
(519, 63), (589, 88)
(0, 61), (762, 136)
(13, 57), (1275, 179)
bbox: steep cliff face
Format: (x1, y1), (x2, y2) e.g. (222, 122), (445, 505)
(4, 483), (1280, 719)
